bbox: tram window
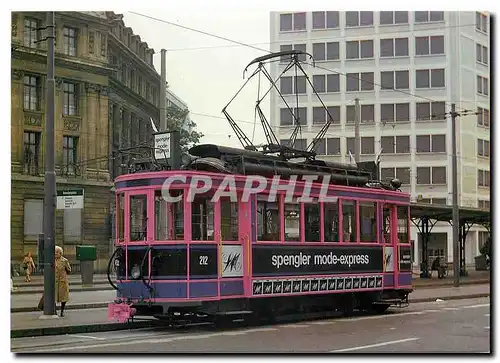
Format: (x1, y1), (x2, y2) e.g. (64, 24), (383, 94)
(305, 202), (320, 242)
(285, 199), (301, 241)
(324, 199), (339, 242)
(117, 193), (124, 242)
(359, 202), (377, 242)
(192, 195), (214, 241)
(130, 195), (147, 241)
(257, 196), (280, 241)
(341, 200), (356, 242)
(383, 206), (391, 244)
(155, 190), (184, 241)
(397, 206), (409, 244)
(220, 197), (238, 241)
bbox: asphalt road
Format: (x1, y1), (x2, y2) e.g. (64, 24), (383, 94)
(12, 297), (490, 353)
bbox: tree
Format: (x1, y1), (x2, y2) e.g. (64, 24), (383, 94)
(165, 106), (204, 153)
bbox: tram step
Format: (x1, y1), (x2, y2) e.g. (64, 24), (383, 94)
(214, 310), (254, 316)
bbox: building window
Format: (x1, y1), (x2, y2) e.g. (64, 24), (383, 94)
(416, 134), (446, 153)
(361, 137), (375, 154)
(315, 139), (326, 155)
(415, 11), (444, 23)
(477, 76), (489, 95)
(100, 34), (106, 57)
(63, 27), (77, 56)
(312, 42), (339, 61)
(63, 82), (78, 116)
(477, 107), (490, 127)
(280, 107), (307, 126)
(380, 103), (410, 123)
(346, 72), (374, 91)
(415, 36), (445, 55)
(137, 75), (143, 95)
(346, 11), (373, 27)
(312, 74), (340, 93)
(24, 199), (44, 236)
(417, 166), (447, 185)
(346, 40), (374, 59)
(379, 11), (408, 25)
(416, 101), (446, 121)
(313, 106), (340, 125)
(280, 13), (306, 31)
(63, 136), (78, 175)
(381, 70), (409, 90)
(477, 139), (490, 157)
(476, 44), (488, 64)
(415, 69), (445, 88)
(380, 167), (410, 185)
(380, 136), (409, 154)
(24, 18), (39, 48)
(281, 76), (306, 95)
(476, 12), (488, 33)
(312, 11), (339, 29)
(280, 44), (307, 62)
(477, 169), (490, 187)
(23, 75), (40, 111)
(23, 131), (40, 175)
(478, 200), (490, 210)
(380, 38), (408, 57)
(346, 104), (374, 123)
(432, 198), (447, 205)
(326, 138), (341, 155)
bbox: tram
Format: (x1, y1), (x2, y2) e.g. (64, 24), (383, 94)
(107, 50), (413, 324)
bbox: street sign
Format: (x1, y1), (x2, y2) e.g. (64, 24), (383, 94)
(154, 132), (171, 160)
(56, 189), (84, 210)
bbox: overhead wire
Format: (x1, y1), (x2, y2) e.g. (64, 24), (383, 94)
(127, 11), (481, 114)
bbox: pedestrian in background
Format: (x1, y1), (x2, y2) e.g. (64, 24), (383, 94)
(22, 252), (35, 282)
(55, 245), (71, 317)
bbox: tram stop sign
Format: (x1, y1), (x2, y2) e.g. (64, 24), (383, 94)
(154, 130), (181, 169)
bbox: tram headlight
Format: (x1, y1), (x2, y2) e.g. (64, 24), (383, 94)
(131, 264), (141, 279)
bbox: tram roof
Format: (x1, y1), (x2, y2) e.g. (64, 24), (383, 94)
(410, 202), (490, 225)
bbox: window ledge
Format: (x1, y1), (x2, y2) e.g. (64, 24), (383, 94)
(279, 29), (307, 34)
(414, 20), (445, 25)
(346, 57), (375, 61)
(315, 59), (341, 63)
(415, 86), (446, 90)
(345, 25), (374, 29)
(414, 53), (446, 58)
(381, 121), (412, 125)
(379, 23), (409, 27)
(312, 27), (340, 31)
(380, 55), (410, 59)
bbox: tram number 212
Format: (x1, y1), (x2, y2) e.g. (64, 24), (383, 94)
(199, 255), (209, 265)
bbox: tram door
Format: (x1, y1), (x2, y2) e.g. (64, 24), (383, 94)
(382, 204), (397, 275)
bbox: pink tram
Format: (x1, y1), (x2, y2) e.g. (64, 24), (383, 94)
(107, 144), (413, 324)
(107, 50), (413, 324)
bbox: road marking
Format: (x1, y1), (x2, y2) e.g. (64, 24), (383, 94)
(423, 309), (441, 313)
(71, 335), (105, 341)
(242, 328), (278, 333)
(485, 314), (490, 317)
(484, 326), (490, 330)
(330, 337), (419, 352)
(443, 307), (459, 311)
(281, 324), (310, 328)
(461, 304), (489, 309)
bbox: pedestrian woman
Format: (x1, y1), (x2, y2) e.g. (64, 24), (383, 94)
(22, 252), (36, 282)
(55, 245), (71, 317)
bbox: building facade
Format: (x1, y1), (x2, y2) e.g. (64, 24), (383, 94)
(11, 11), (160, 272)
(269, 11), (490, 269)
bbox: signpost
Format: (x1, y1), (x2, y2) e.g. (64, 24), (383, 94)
(153, 130), (181, 169)
(56, 189), (84, 210)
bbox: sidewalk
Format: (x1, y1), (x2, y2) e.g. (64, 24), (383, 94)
(11, 283), (490, 338)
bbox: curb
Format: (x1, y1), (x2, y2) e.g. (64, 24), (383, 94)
(410, 292), (490, 304)
(12, 303), (108, 313)
(12, 286), (113, 295)
(10, 320), (161, 339)
(11, 293), (490, 337)
(412, 279), (489, 289)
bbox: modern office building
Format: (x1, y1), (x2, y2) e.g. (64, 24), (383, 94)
(269, 11), (490, 270)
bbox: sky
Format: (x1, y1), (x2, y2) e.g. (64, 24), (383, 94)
(122, 10), (271, 148)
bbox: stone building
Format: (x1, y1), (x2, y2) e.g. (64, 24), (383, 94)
(11, 11), (160, 272)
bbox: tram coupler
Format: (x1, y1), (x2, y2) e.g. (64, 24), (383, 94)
(108, 302), (137, 323)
